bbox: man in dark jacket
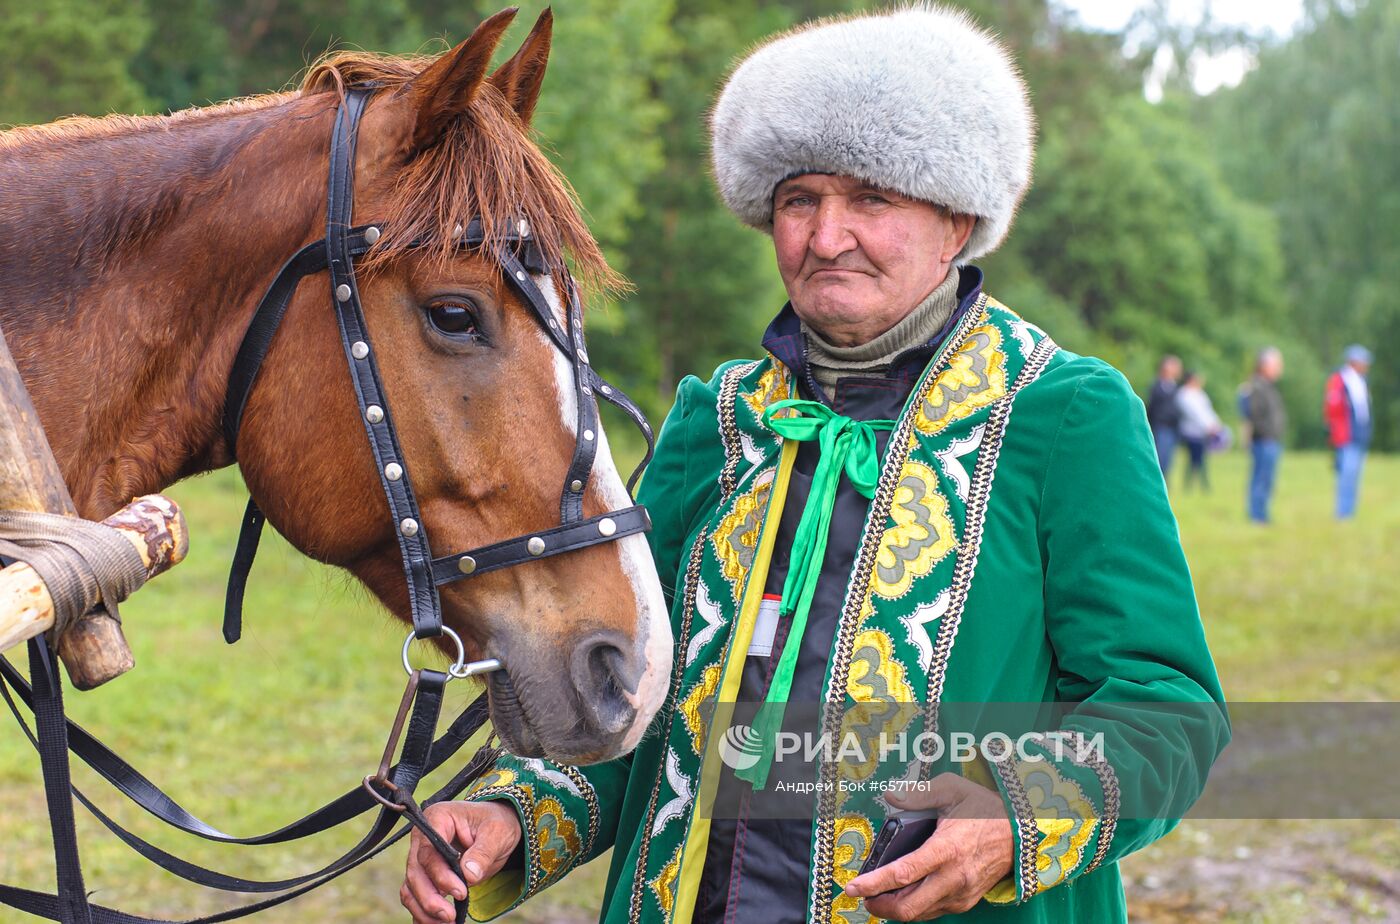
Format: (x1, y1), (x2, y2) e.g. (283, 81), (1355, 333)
(1240, 347), (1286, 523)
(1146, 355), (1182, 477)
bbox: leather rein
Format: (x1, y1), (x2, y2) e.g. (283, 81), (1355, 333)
(0, 86), (656, 924)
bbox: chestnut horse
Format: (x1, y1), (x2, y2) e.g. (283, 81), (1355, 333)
(0, 10), (671, 764)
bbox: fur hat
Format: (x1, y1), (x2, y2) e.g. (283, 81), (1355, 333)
(710, 4), (1035, 263)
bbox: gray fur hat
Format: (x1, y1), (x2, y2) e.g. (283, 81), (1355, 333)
(710, 3), (1035, 263)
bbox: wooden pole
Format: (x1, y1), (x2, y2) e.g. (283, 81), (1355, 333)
(0, 495), (188, 655)
(0, 323), (139, 688)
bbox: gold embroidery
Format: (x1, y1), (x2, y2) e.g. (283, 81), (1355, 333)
(650, 843), (683, 918)
(742, 363), (791, 420)
(831, 815), (878, 924)
(679, 664), (722, 755)
(712, 470), (775, 598)
(913, 323), (1008, 437)
(464, 767), (517, 797)
(841, 630), (918, 787)
(531, 796), (581, 882)
(873, 461), (957, 600)
(1020, 762), (1098, 890)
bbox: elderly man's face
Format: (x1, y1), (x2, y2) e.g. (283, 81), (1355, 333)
(772, 174), (974, 347)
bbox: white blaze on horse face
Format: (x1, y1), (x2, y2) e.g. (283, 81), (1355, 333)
(534, 276), (673, 750)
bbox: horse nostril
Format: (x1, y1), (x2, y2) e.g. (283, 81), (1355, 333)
(571, 633), (640, 737)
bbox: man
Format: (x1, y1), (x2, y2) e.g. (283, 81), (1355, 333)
(1325, 344), (1373, 519)
(401, 8), (1228, 924)
(1240, 347), (1286, 523)
(1146, 355), (1183, 478)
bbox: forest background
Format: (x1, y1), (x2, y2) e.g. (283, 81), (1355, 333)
(1, 0), (1393, 447)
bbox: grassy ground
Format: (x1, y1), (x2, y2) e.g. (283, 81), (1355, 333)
(1, 449), (1396, 922)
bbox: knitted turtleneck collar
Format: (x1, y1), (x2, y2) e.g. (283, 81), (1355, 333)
(802, 267), (961, 397)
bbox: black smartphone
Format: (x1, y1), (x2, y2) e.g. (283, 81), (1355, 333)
(858, 812), (939, 882)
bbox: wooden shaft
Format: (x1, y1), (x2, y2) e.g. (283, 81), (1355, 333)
(0, 323), (136, 688)
(0, 495), (188, 654)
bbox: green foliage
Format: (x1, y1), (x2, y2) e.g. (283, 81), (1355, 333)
(1202, 0), (1399, 448)
(0, 0), (153, 124)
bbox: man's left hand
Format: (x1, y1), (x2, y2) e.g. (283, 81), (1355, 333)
(843, 772), (1014, 921)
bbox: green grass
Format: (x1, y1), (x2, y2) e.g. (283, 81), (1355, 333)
(1, 450), (1396, 922)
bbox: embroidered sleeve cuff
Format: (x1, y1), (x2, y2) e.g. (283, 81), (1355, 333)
(981, 733), (1118, 904)
(462, 761), (602, 921)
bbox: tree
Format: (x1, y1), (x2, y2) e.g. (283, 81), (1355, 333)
(0, 0), (152, 125)
(1202, 0), (1400, 448)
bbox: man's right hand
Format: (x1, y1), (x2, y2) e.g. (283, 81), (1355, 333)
(400, 800), (523, 923)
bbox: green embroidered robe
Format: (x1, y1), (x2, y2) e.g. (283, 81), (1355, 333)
(463, 294), (1230, 924)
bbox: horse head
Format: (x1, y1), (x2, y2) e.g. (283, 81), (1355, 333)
(0, 9), (672, 764)
(236, 10), (673, 763)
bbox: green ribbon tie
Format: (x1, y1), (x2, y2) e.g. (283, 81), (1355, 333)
(735, 398), (894, 789)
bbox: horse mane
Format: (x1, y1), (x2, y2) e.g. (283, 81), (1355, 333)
(0, 48), (621, 296)
(303, 51), (622, 296)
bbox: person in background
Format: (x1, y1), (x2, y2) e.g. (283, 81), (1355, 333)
(1325, 344), (1373, 519)
(1176, 370), (1221, 492)
(1147, 354), (1183, 478)
(1240, 347), (1286, 523)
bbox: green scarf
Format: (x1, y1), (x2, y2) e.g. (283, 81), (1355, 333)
(736, 399), (894, 789)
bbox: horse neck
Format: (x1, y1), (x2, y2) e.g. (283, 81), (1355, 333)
(0, 98), (334, 517)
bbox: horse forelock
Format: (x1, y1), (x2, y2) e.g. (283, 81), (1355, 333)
(303, 50), (624, 299)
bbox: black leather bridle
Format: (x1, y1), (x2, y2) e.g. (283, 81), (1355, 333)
(0, 86), (657, 924)
(222, 86), (655, 653)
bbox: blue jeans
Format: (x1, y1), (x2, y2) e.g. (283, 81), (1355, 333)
(1248, 439), (1282, 522)
(1152, 426), (1178, 478)
(1336, 442), (1367, 519)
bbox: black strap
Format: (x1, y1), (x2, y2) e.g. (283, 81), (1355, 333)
(0, 657), (497, 921)
(27, 637), (93, 924)
(222, 227), (379, 453)
(221, 500), (263, 644)
(0, 741), (501, 924)
(431, 505), (650, 585)
(0, 656), (485, 847)
(322, 91), (442, 639)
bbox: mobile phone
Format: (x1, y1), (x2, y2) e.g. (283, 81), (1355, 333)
(857, 812), (939, 883)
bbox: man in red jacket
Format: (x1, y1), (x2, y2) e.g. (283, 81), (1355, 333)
(1324, 344), (1373, 519)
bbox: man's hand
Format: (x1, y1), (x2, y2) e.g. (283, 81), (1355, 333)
(843, 773), (1014, 921)
(400, 800), (523, 923)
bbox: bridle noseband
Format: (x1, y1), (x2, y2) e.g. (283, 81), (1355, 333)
(222, 87), (656, 662)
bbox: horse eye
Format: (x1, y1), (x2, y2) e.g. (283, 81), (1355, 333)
(427, 301), (481, 338)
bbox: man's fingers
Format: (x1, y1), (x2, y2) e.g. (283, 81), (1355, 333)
(863, 864), (965, 922)
(416, 824), (471, 898)
(844, 830), (956, 898)
(459, 833), (502, 884)
(404, 849), (458, 922)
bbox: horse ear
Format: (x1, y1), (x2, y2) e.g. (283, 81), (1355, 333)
(489, 7), (553, 126)
(403, 7), (519, 154)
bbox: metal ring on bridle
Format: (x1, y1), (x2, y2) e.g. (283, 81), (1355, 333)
(401, 626), (466, 677)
